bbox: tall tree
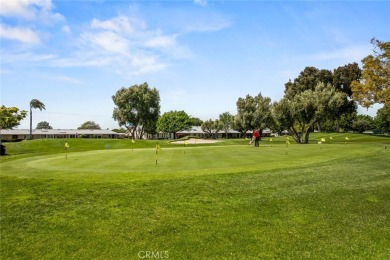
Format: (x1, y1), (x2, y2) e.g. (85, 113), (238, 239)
(201, 119), (214, 138)
(112, 83), (160, 139)
(157, 110), (192, 139)
(29, 99), (45, 140)
(235, 93), (273, 134)
(219, 112), (234, 139)
(351, 38), (390, 108)
(275, 83), (345, 144)
(36, 121), (53, 129)
(77, 121), (101, 130)
(285, 66), (333, 98)
(333, 62), (362, 97)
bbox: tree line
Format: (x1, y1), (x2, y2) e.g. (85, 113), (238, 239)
(1, 38), (389, 143)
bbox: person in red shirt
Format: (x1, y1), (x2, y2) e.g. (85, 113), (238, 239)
(253, 129), (260, 147)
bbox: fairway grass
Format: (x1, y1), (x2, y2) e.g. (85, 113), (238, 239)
(1, 135), (389, 258)
(0, 142), (385, 182)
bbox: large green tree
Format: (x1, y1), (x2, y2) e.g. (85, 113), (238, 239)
(112, 83), (160, 139)
(351, 38), (390, 108)
(333, 62), (362, 97)
(0, 105), (27, 130)
(36, 121), (53, 129)
(77, 121), (101, 130)
(275, 83), (346, 144)
(285, 66), (333, 98)
(29, 99), (45, 140)
(235, 93), (273, 134)
(157, 110), (192, 139)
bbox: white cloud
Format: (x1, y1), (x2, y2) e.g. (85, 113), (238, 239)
(194, 0), (207, 7)
(81, 31), (129, 55)
(307, 44), (371, 63)
(0, 24), (40, 44)
(183, 15), (232, 33)
(145, 35), (177, 48)
(54, 76), (82, 84)
(91, 16), (134, 34)
(61, 25), (71, 34)
(0, 0), (64, 23)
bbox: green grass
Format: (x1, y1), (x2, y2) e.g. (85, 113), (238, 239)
(1, 134), (389, 259)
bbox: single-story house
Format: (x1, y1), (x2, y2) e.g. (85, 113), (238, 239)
(0, 129), (122, 141)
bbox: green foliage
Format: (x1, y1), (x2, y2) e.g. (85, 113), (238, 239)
(352, 115), (374, 133)
(374, 104), (390, 133)
(352, 38), (390, 108)
(36, 121), (53, 129)
(219, 112), (234, 138)
(235, 93), (273, 133)
(284, 66), (333, 98)
(112, 82), (160, 139)
(190, 117), (203, 126)
(333, 62), (362, 97)
(276, 83), (346, 143)
(156, 110), (192, 136)
(0, 105), (27, 130)
(29, 99), (45, 111)
(77, 120), (101, 130)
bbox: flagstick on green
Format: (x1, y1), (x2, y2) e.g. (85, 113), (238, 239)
(155, 142), (161, 166)
(285, 137), (290, 156)
(131, 138), (135, 152)
(345, 137), (349, 146)
(64, 142), (69, 160)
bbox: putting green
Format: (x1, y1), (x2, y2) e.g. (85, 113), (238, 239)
(1, 143), (383, 182)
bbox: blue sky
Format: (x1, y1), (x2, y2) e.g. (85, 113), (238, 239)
(1, 0), (389, 129)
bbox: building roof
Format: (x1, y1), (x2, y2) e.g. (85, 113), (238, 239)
(0, 129), (119, 135)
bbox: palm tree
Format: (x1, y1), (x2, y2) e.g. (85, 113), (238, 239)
(29, 99), (45, 140)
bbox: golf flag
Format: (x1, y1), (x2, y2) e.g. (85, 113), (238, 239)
(131, 139), (135, 143)
(64, 142), (69, 160)
(345, 137), (349, 140)
(321, 138), (326, 142)
(156, 143), (161, 150)
(184, 140), (188, 145)
(270, 138), (273, 147)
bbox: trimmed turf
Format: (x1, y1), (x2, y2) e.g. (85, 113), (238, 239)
(0, 134), (389, 258)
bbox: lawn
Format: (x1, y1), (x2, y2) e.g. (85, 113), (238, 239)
(0, 134), (389, 259)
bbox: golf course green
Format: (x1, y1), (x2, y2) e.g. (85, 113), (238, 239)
(1, 134), (389, 259)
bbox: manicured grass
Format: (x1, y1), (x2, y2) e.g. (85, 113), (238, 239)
(1, 134), (389, 258)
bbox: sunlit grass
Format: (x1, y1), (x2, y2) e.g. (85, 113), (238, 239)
(1, 134), (389, 258)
